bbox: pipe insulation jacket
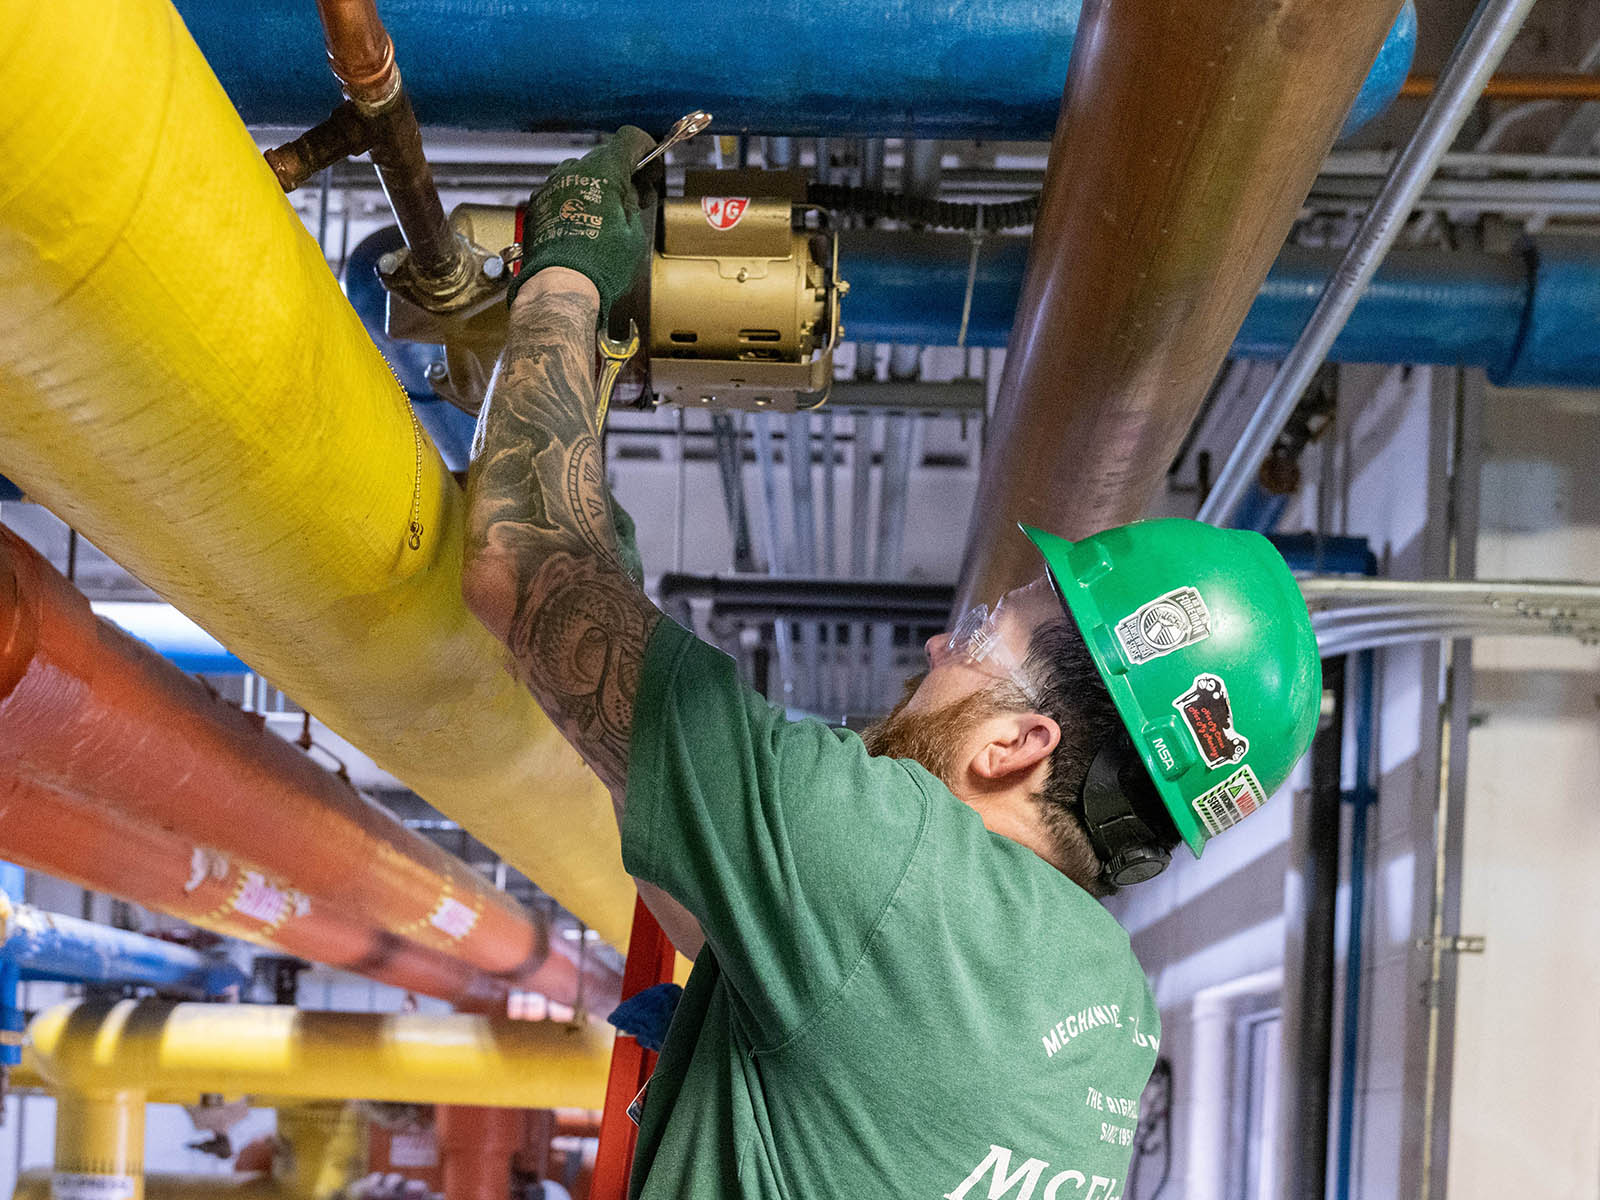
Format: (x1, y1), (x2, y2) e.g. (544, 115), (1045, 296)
(27, 998), (613, 1109)
(834, 233), (1600, 386)
(0, 0), (632, 945)
(171, 0), (1415, 140)
(0, 528), (548, 984)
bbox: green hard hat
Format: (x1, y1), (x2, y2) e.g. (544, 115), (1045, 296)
(1021, 519), (1322, 857)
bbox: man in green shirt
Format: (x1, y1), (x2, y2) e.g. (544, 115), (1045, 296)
(463, 130), (1322, 1199)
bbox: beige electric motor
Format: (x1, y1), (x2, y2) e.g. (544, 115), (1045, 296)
(383, 170), (842, 415)
(648, 169), (839, 411)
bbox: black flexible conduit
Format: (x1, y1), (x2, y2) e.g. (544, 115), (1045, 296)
(804, 183), (1039, 231)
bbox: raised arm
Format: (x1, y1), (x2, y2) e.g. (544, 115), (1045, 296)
(462, 266), (658, 798)
(462, 132), (705, 958)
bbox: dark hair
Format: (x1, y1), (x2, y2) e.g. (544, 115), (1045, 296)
(1019, 618), (1178, 896)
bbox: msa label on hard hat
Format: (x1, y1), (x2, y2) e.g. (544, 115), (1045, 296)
(701, 196), (750, 230)
(1115, 587), (1211, 665)
(1173, 673), (1250, 769)
(1191, 765), (1267, 838)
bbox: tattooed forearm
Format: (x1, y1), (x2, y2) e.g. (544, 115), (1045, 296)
(464, 269), (660, 796)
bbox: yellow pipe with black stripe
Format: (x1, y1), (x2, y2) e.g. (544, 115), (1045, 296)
(0, 0), (630, 944)
(26, 999), (612, 1108)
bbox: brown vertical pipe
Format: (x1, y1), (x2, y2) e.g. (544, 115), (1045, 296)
(955, 0), (1406, 610)
(517, 1110), (555, 1184)
(0, 773), (510, 1008)
(0, 525), (544, 982)
(437, 1107), (523, 1200)
(311, 0), (465, 289)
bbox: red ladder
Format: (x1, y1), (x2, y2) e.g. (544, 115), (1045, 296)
(589, 896), (678, 1199)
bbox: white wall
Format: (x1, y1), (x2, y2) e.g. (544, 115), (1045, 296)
(1445, 385), (1600, 1199)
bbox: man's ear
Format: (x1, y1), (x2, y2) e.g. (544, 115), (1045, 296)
(970, 713), (1061, 783)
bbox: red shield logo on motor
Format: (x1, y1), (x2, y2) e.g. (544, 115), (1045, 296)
(701, 196), (750, 231)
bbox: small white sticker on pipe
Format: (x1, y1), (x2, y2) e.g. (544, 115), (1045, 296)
(429, 896), (479, 941)
(53, 1175), (138, 1200)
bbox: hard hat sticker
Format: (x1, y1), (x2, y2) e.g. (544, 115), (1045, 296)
(1115, 586), (1211, 665)
(1191, 765), (1267, 838)
(701, 196), (750, 230)
(1172, 673), (1249, 769)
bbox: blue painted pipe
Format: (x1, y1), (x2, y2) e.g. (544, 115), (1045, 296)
(1334, 649), (1378, 1200)
(175, 0), (1414, 140)
(94, 602), (249, 675)
(0, 903), (246, 997)
(0, 865), (23, 1066)
(1267, 534), (1376, 578)
(344, 229), (476, 472)
(837, 233), (1600, 386)
(1233, 482), (1293, 535)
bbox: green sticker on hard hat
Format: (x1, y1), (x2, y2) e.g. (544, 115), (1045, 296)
(1191, 765), (1268, 838)
(1172, 673), (1249, 769)
(1114, 586), (1211, 665)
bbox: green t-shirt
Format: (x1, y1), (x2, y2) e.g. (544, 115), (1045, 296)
(621, 618), (1161, 1200)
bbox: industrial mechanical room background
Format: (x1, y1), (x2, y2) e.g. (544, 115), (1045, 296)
(2, 0), (1599, 1197)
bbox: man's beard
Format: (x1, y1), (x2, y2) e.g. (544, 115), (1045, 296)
(859, 676), (1017, 789)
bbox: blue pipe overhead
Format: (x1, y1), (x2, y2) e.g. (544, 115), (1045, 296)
(344, 229), (475, 472)
(837, 233), (1600, 386)
(93, 602), (248, 675)
(174, 0), (1415, 140)
(0, 902), (246, 997)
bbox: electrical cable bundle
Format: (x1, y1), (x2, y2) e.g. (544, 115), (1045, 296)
(804, 183), (1038, 231)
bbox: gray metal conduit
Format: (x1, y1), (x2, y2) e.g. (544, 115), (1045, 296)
(786, 411), (822, 709)
(1199, 0), (1542, 525)
(657, 575), (1600, 654)
(752, 413), (796, 702)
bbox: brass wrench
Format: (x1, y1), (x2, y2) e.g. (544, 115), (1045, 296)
(595, 319), (640, 428)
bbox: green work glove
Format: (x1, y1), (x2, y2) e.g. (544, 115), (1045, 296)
(507, 126), (657, 325)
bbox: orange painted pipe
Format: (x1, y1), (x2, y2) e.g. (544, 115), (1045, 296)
(0, 772), (510, 1008)
(0, 525), (545, 983)
(1401, 72), (1600, 100)
(437, 1107), (523, 1200)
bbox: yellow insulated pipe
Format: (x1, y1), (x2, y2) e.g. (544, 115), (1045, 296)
(52, 1092), (144, 1200)
(26, 1000), (612, 1109)
(274, 1105), (367, 1200)
(0, 0), (630, 945)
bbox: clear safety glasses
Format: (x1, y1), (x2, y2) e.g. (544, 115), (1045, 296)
(935, 577), (1057, 706)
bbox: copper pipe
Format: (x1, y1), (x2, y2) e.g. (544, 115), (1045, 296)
(265, 102), (372, 193)
(551, 1111), (601, 1139)
(314, 0), (398, 107)
(1402, 72), (1600, 100)
(0, 526), (545, 983)
(366, 94), (464, 284)
(954, 0), (1410, 609)
(0, 774), (510, 1008)
(309, 0), (466, 290)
